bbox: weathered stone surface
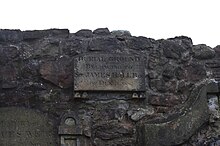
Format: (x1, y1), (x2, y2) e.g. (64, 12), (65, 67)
(88, 37), (123, 51)
(168, 36), (193, 50)
(93, 120), (134, 140)
(0, 29), (23, 42)
(150, 79), (166, 92)
(40, 56), (73, 88)
(93, 28), (110, 36)
(61, 38), (86, 56)
(137, 85), (209, 146)
(126, 36), (155, 50)
(186, 63), (207, 82)
(206, 59), (220, 69)
(74, 53), (145, 91)
(149, 94), (181, 107)
(0, 107), (57, 146)
(0, 28), (219, 146)
(111, 30), (131, 37)
(128, 107), (155, 121)
(160, 39), (187, 59)
(175, 67), (186, 80)
(162, 63), (176, 79)
(205, 55), (220, 82)
(207, 80), (219, 93)
(75, 29), (93, 38)
(23, 29), (69, 40)
(193, 44), (215, 59)
(214, 45), (220, 57)
(0, 46), (20, 64)
(1, 65), (18, 89)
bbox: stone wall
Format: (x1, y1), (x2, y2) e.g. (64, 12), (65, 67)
(0, 28), (219, 146)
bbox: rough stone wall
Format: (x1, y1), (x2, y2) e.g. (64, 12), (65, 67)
(0, 28), (219, 146)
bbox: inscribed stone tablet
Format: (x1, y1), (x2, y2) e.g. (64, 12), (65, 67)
(0, 107), (56, 146)
(74, 53), (145, 91)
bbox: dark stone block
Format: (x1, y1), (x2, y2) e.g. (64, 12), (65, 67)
(175, 67), (186, 80)
(1, 65), (18, 89)
(111, 30), (131, 37)
(0, 46), (20, 64)
(40, 56), (73, 88)
(61, 38), (85, 56)
(93, 28), (110, 36)
(162, 63), (176, 80)
(193, 44), (215, 59)
(0, 29), (23, 42)
(205, 59), (220, 68)
(168, 36), (193, 50)
(88, 37), (122, 51)
(126, 36), (155, 50)
(21, 60), (40, 79)
(186, 62), (207, 82)
(75, 29), (93, 38)
(33, 39), (61, 57)
(23, 29), (69, 40)
(93, 120), (133, 140)
(148, 70), (159, 79)
(207, 81), (219, 93)
(149, 94), (181, 107)
(214, 45), (220, 57)
(160, 39), (187, 59)
(150, 79), (166, 92)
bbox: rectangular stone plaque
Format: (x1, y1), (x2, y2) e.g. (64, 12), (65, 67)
(74, 53), (145, 91)
(0, 107), (56, 146)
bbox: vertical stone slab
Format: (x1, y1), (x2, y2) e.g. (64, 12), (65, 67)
(0, 107), (57, 146)
(136, 86), (209, 146)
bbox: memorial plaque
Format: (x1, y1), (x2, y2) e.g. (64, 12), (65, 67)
(74, 53), (145, 91)
(0, 107), (56, 146)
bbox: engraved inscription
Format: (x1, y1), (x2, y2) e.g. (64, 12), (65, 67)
(74, 53), (145, 91)
(0, 107), (56, 146)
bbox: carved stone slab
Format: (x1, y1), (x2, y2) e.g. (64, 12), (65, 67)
(74, 53), (146, 91)
(0, 107), (56, 146)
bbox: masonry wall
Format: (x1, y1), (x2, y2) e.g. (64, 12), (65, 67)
(0, 28), (220, 146)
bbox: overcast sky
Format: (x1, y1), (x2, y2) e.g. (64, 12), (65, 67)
(0, 0), (219, 47)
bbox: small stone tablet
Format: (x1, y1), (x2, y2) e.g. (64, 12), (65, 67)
(0, 107), (56, 146)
